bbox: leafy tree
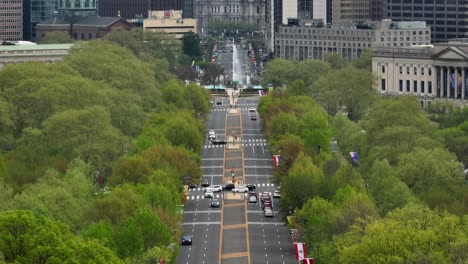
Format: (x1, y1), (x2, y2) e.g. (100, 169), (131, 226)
(281, 153), (324, 210)
(0, 210), (123, 263)
(437, 122), (468, 166)
(0, 97), (15, 149)
(366, 160), (418, 215)
(111, 156), (152, 184)
(335, 206), (468, 264)
(288, 79), (309, 96)
(86, 186), (139, 224)
(104, 28), (143, 56)
(39, 32), (74, 44)
(271, 134), (305, 182)
(351, 49), (372, 70)
(325, 53), (349, 70)
(182, 32), (202, 61)
(43, 106), (128, 167)
(298, 110), (332, 157)
(296, 197), (337, 245)
(81, 220), (117, 252)
(331, 114), (365, 157)
(202, 63), (224, 88)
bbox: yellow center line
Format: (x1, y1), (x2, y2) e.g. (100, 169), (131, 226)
(222, 252), (249, 259)
(223, 223), (247, 230)
(223, 202), (245, 207)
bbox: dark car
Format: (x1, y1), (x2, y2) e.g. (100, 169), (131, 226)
(245, 184), (256, 191)
(262, 199), (273, 210)
(210, 199), (220, 207)
(201, 179), (210, 187)
(222, 183), (235, 191)
(212, 139), (227, 145)
(181, 234), (192, 245)
(250, 114), (257, 120)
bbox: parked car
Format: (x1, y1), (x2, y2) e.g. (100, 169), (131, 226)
(273, 190), (281, 198)
(222, 183), (235, 191)
(233, 186), (249, 193)
(210, 199), (220, 207)
(205, 191), (214, 198)
(245, 184), (256, 191)
(201, 179), (210, 187)
(181, 234), (192, 245)
(264, 208), (274, 217)
(248, 195), (257, 203)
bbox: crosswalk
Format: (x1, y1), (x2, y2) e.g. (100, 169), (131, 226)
(189, 183), (275, 193)
(210, 108), (259, 112)
(204, 139), (268, 148)
(204, 143), (267, 148)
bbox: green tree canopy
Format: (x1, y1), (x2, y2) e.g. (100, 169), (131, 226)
(182, 32), (202, 61)
(39, 32), (74, 44)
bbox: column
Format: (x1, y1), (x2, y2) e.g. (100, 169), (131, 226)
(446, 66), (450, 98)
(454, 67), (458, 99)
(462, 67), (465, 100)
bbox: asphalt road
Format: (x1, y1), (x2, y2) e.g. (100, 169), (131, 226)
(176, 96), (296, 264)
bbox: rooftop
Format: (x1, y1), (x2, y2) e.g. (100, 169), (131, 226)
(0, 44), (73, 51)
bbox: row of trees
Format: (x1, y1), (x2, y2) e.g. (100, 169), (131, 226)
(259, 54), (468, 262)
(0, 30), (211, 263)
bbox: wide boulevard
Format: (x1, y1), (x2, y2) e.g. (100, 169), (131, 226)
(176, 94), (296, 264)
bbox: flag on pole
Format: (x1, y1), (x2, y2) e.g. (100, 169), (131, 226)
(302, 258), (314, 264)
(273, 155), (280, 167)
(349, 152), (358, 164)
(294, 242), (307, 261)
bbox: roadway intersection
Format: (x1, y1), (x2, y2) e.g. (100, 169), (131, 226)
(176, 96), (296, 264)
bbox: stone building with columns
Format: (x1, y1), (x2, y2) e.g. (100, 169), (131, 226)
(372, 42), (468, 108)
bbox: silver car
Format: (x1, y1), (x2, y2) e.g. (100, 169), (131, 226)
(264, 208), (274, 217)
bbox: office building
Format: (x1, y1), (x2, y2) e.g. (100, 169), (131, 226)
(387, 0), (468, 43)
(143, 10), (196, 39)
(0, 0), (22, 41)
(332, 0), (370, 23)
(275, 19), (430, 61)
(23, 0), (57, 41)
(373, 41), (468, 107)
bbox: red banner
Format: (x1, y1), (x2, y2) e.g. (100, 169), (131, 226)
(294, 242), (307, 261)
(303, 258), (314, 264)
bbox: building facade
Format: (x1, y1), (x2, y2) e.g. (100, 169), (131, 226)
(193, 0), (265, 36)
(373, 42), (468, 107)
(0, 43), (72, 68)
(370, 0), (385, 21)
(23, 0), (57, 41)
(275, 20), (430, 61)
(387, 0), (468, 43)
(0, 0), (22, 41)
(332, 0), (370, 24)
(98, 0), (148, 19)
(143, 10), (196, 39)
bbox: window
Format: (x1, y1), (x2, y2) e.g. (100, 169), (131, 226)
(428, 68), (432, 76)
(428, 81), (432, 93)
(421, 67), (424, 75)
(406, 80), (410, 92)
(421, 81), (425, 93)
(399, 80), (403, 91)
(381, 79), (386, 91)
(414, 67), (417, 75)
(382, 65), (385, 73)
(407, 67), (410, 74)
(414, 80), (417, 92)
(399, 66), (403, 74)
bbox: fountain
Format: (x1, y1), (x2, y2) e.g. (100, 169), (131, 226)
(232, 39), (244, 88)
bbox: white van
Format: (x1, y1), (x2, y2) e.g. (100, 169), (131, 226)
(208, 130), (216, 140)
(248, 107), (256, 113)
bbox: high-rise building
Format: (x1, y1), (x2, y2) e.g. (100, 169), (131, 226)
(370, 0), (385, 21)
(0, 0), (22, 41)
(387, 0), (468, 43)
(23, 0), (57, 41)
(98, 0), (148, 19)
(193, 0), (265, 36)
(332, 0), (370, 24)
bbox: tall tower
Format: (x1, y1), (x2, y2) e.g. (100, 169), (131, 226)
(0, 0), (22, 41)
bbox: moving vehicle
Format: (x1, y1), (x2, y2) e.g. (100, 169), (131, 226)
(181, 234), (193, 245)
(246, 184), (256, 191)
(248, 195), (257, 203)
(248, 107), (256, 113)
(189, 183), (198, 189)
(222, 183), (235, 191)
(205, 185), (222, 192)
(233, 186), (249, 193)
(201, 179), (210, 187)
(205, 191), (214, 198)
(212, 138), (227, 145)
(210, 199), (220, 207)
(262, 199), (273, 210)
(250, 114), (257, 120)
(273, 190), (281, 198)
(264, 208), (274, 217)
(208, 130), (216, 140)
